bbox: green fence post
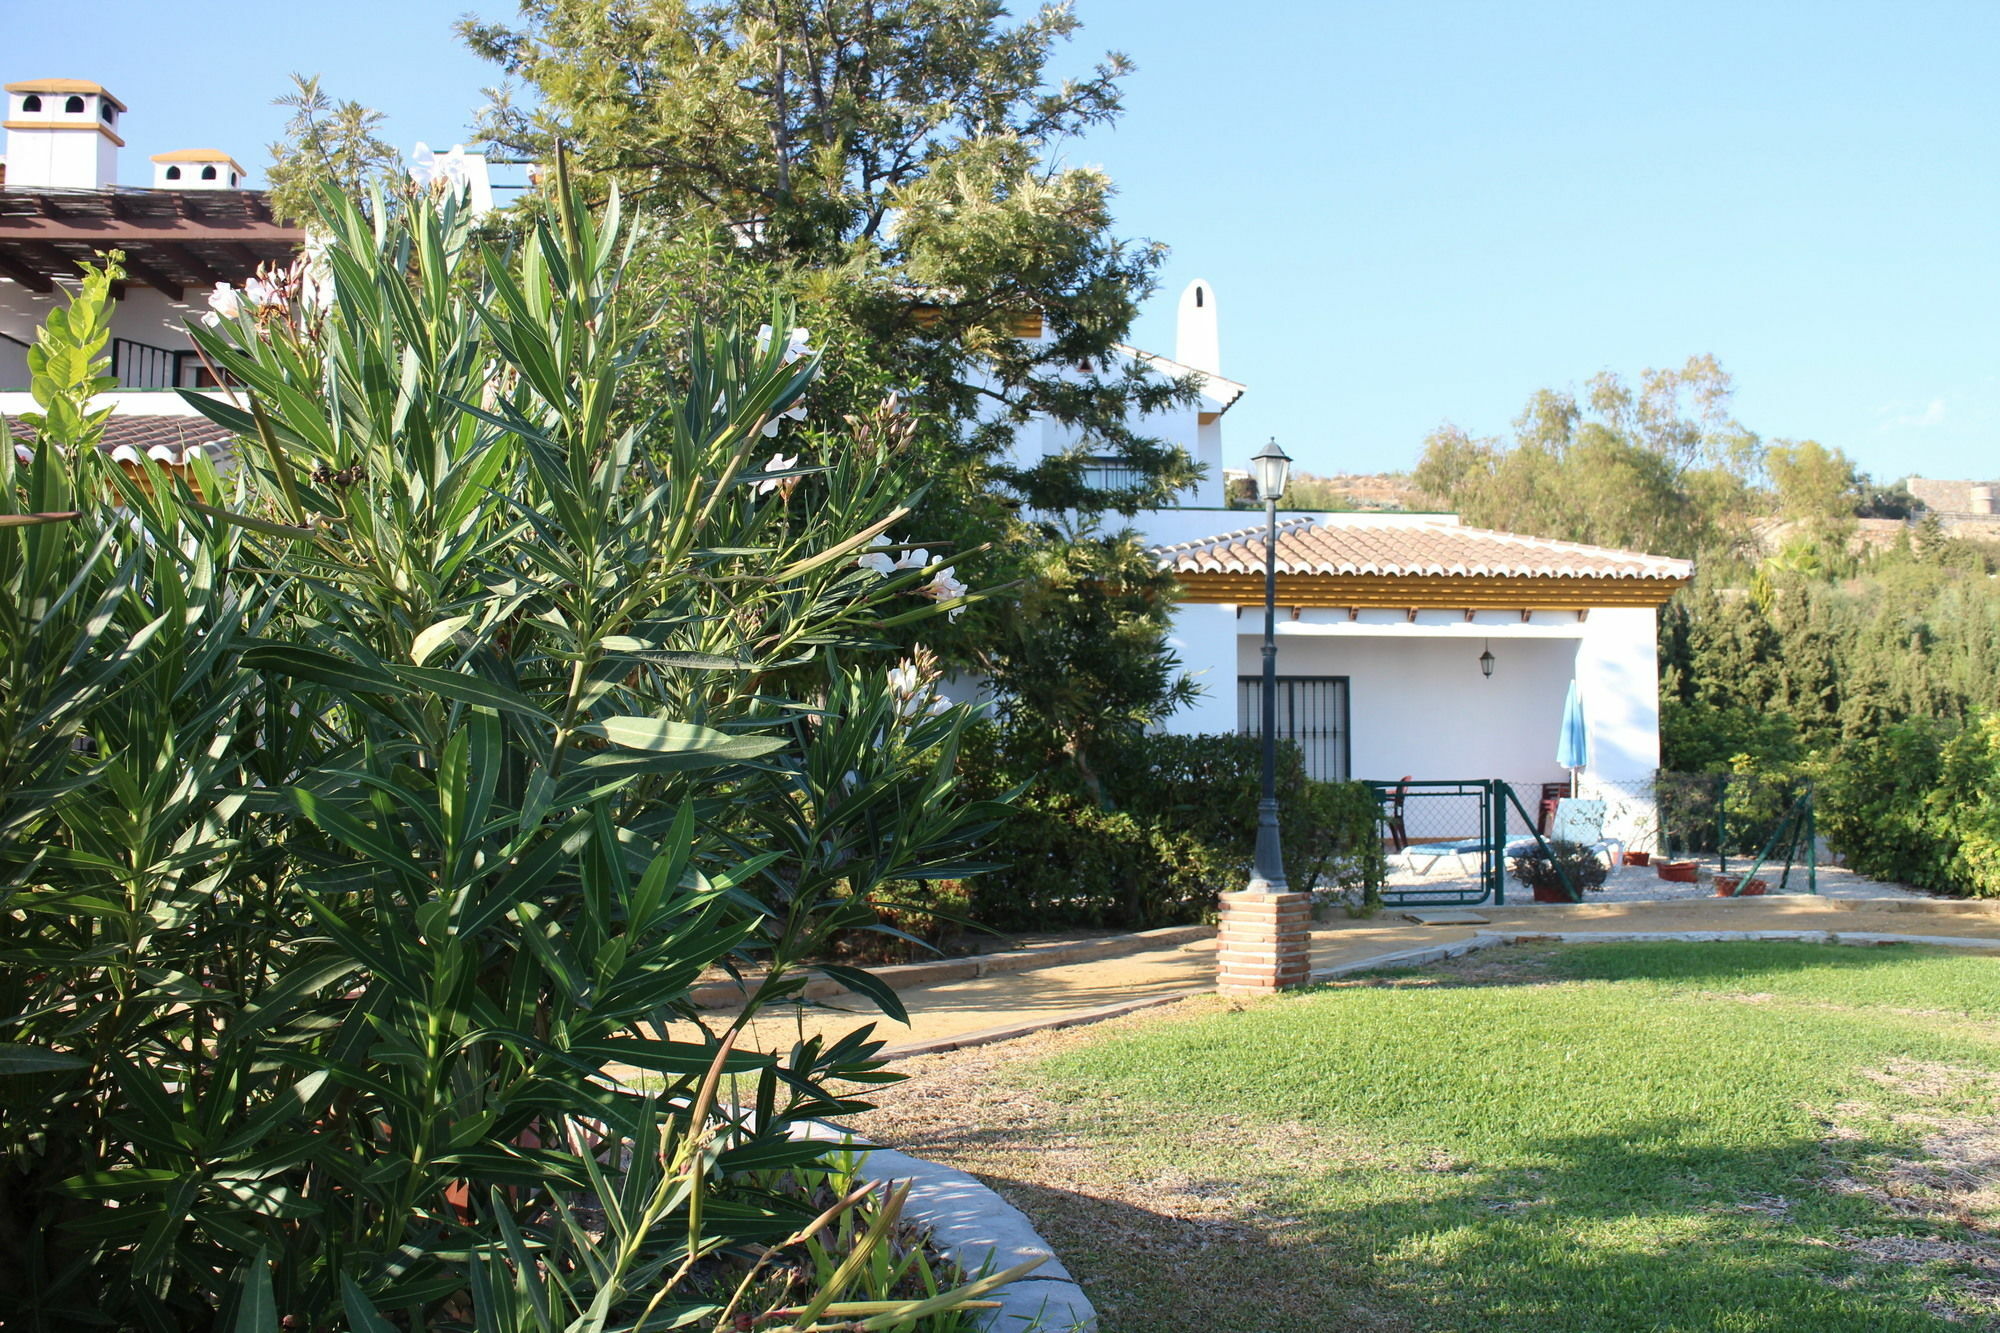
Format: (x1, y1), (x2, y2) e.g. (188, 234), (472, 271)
(1492, 780), (1506, 906)
(1716, 772), (1728, 876)
(1807, 779), (1819, 896)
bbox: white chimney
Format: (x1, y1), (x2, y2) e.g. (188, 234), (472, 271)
(152, 150), (246, 190)
(4, 78), (124, 189)
(1175, 278), (1220, 376)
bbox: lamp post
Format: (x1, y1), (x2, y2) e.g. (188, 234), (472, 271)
(1249, 437), (1291, 893)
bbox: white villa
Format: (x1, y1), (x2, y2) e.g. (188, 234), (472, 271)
(1003, 276), (1691, 847)
(0, 76), (504, 447)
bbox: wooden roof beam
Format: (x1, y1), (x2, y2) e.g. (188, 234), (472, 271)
(0, 251), (54, 294)
(0, 217), (302, 243)
(111, 253), (185, 301)
(161, 243), (225, 290)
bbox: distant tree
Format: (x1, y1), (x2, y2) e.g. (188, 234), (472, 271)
(1855, 480), (1920, 520)
(457, 0), (1205, 788)
(1413, 356), (1764, 558)
(459, 0), (1199, 514)
(264, 74), (402, 224)
(1766, 438), (1861, 540)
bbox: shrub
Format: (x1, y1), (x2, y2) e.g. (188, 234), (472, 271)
(1936, 714), (2000, 898)
(967, 790), (1233, 931)
(961, 728), (1386, 929)
(1508, 839), (1610, 898)
(1815, 720), (1955, 891)
(0, 186), (1017, 1328)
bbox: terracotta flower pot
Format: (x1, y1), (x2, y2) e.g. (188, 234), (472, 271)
(1622, 850), (1651, 867)
(1714, 876), (1769, 897)
(1656, 859), (1700, 883)
(1531, 884), (1572, 903)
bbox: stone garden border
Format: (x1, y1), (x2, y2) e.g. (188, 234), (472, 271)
(794, 1121), (1096, 1332)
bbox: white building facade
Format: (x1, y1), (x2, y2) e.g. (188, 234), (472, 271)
(1003, 276), (1690, 849)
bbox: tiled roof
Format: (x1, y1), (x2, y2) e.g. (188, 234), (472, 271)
(1156, 515), (1692, 582)
(8, 412), (236, 463)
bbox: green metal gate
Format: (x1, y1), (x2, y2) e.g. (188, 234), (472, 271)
(1369, 778), (1600, 907)
(1369, 778), (1509, 907)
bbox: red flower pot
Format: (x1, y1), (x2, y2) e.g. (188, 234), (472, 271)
(1622, 851), (1651, 867)
(1656, 860), (1699, 883)
(1714, 876), (1769, 897)
(1531, 884), (1572, 903)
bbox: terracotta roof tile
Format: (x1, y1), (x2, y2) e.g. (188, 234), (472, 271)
(8, 412), (237, 463)
(1155, 515), (1692, 582)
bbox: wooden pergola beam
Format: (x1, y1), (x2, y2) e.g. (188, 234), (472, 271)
(160, 243), (224, 290)
(0, 250), (54, 293)
(0, 217), (301, 244)
(110, 252), (184, 301)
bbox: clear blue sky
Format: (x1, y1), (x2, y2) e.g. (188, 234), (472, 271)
(12, 0), (1996, 483)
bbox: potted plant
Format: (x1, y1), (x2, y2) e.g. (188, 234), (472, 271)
(1622, 849), (1651, 867)
(1510, 839), (1611, 903)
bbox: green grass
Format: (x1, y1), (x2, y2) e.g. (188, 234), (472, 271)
(1019, 942), (2000, 1332)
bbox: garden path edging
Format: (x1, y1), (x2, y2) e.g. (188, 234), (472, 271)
(1306, 928), (2000, 983)
(690, 924), (1212, 1010)
(795, 1121), (1096, 1332)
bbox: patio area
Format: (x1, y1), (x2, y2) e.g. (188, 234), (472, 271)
(1380, 855), (1925, 906)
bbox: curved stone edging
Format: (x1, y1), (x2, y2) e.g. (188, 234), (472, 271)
(796, 1122), (1096, 1331)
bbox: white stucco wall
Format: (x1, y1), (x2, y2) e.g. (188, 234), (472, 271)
(1, 279), (204, 388)
(1158, 599), (1668, 846)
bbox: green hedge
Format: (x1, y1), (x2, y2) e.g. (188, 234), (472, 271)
(961, 729), (1387, 930)
(1815, 714), (2000, 898)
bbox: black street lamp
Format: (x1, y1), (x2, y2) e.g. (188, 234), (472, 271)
(1249, 437), (1291, 893)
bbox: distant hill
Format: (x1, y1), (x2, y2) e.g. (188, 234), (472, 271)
(1224, 470), (1434, 512)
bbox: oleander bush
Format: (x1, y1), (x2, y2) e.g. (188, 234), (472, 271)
(0, 178), (1024, 1330)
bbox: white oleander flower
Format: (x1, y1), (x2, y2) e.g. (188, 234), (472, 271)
(202, 282), (243, 326)
(13, 444), (32, 465)
(410, 142), (475, 194)
(920, 566), (967, 619)
(855, 533), (897, 577)
(247, 276), (284, 308)
(759, 400), (809, 437)
(755, 323), (813, 365)
(756, 452), (799, 496)
(894, 547), (930, 571)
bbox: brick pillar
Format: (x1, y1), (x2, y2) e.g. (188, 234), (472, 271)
(1215, 890), (1313, 996)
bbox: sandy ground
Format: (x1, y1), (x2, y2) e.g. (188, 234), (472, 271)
(675, 882), (2000, 1063)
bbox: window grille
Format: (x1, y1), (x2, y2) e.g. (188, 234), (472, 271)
(1238, 675), (1352, 781)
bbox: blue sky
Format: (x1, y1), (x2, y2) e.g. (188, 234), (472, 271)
(12, 0), (1996, 482)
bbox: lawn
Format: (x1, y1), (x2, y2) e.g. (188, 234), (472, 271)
(861, 941), (2000, 1332)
